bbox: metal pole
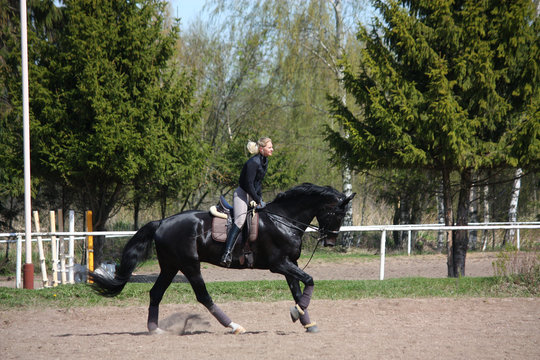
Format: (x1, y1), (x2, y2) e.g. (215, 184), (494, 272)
(21, 0), (34, 289)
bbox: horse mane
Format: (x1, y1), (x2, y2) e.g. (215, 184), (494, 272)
(272, 183), (342, 204)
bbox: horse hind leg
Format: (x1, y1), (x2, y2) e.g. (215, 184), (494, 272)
(181, 263), (246, 334)
(148, 269), (177, 334)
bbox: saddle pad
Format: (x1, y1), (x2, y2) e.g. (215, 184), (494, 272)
(211, 212), (259, 242)
(212, 217), (228, 242)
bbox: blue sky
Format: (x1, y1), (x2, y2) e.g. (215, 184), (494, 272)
(168, 0), (207, 28)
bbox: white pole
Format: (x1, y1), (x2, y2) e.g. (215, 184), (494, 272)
(58, 209), (66, 284)
(69, 210), (75, 284)
(517, 229), (520, 250)
(379, 230), (386, 280)
(20, 0), (34, 289)
(50, 211), (58, 287)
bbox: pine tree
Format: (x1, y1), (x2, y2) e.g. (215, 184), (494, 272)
(31, 0), (205, 264)
(327, 0), (539, 276)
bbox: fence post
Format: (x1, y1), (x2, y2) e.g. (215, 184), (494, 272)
(380, 230), (386, 281)
(407, 230), (412, 256)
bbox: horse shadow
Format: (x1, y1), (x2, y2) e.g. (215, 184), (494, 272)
(56, 312), (267, 337)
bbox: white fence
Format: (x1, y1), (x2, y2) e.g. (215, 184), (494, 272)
(1, 222), (539, 288)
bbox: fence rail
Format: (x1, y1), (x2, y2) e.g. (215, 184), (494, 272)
(1, 222), (539, 288)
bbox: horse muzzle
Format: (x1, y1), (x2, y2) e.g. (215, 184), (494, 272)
(322, 236), (337, 247)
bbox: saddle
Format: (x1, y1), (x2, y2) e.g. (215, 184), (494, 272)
(209, 196), (259, 268)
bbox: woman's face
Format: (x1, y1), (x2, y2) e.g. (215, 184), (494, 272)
(260, 141), (274, 157)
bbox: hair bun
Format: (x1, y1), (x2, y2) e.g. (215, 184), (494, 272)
(246, 141), (258, 154)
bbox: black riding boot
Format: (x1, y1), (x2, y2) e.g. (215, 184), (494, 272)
(220, 224), (241, 267)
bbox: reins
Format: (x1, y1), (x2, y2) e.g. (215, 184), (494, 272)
(260, 209), (332, 270)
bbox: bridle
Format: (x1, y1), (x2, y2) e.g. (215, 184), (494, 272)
(261, 208), (342, 240)
(259, 204), (345, 270)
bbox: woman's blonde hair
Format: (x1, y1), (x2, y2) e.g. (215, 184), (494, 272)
(247, 137), (272, 155)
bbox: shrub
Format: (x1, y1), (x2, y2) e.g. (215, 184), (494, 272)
(492, 245), (540, 295)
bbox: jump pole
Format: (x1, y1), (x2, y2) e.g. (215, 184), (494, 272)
(58, 209), (67, 284)
(50, 210), (58, 287)
(86, 211), (94, 282)
(68, 210), (75, 284)
(33, 211), (49, 287)
(21, 0), (34, 289)
(16, 235), (22, 289)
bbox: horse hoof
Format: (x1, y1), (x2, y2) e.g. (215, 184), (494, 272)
(232, 325), (246, 335)
(149, 327), (166, 335)
(289, 304), (304, 323)
(305, 325), (319, 333)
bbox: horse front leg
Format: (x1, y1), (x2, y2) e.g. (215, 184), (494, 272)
(273, 261), (319, 333)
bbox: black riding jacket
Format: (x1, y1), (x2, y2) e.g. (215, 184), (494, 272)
(238, 153), (268, 204)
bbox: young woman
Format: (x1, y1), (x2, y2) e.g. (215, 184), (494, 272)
(220, 137), (273, 267)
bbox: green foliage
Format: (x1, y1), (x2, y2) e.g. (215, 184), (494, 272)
(325, 0), (539, 274)
(0, 1), (62, 229)
(327, 0), (539, 173)
(24, 0), (205, 228)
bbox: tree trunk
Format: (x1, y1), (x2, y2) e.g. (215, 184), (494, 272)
(133, 196), (141, 230)
(449, 169), (471, 277)
(468, 172), (478, 250)
(481, 179), (491, 251)
(392, 202), (400, 249)
(504, 168), (523, 246)
(436, 181), (445, 251)
(442, 167), (455, 276)
(333, 0), (354, 247)
(400, 194), (409, 249)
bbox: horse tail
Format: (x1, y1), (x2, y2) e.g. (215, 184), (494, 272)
(89, 220), (160, 297)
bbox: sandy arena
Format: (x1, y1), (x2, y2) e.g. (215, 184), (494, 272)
(1, 253), (539, 359)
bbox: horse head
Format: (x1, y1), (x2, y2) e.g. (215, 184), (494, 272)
(316, 192), (356, 246)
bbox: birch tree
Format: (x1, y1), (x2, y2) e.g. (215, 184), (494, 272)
(504, 168), (524, 245)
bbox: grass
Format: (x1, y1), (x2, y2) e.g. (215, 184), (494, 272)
(0, 276), (536, 310)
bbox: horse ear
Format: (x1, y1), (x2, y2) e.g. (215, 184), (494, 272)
(339, 193), (356, 207)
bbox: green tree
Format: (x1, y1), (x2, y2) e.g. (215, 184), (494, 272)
(31, 0), (204, 263)
(178, 1), (369, 209)
(0, 0), (62, 231)
(326, 0), (539, 276)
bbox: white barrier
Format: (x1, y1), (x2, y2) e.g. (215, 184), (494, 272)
(2, 222), (539, 287)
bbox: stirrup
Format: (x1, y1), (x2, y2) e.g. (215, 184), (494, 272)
(220, 250), (232, 267)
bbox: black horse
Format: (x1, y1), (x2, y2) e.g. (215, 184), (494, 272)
(89, 183), (355, 334)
